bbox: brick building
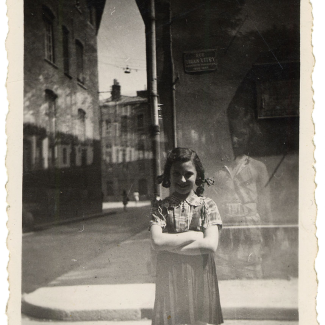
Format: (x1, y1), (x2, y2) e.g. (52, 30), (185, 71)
(23, 0), (106, 228)
(100, 80), (154, 202)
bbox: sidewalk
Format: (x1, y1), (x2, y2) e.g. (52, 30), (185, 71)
(27, 201), (151, 233)
(22, 229), (298, 322)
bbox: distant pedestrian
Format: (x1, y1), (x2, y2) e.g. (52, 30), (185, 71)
(122, 190), (129, 211)
(133, 191), (139, 206)
(149, 147), (223, 324)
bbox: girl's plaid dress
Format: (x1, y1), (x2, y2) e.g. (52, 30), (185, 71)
(150, 193), (223, 325)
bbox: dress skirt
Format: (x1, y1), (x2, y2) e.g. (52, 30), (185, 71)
(152, 251), (223, 325)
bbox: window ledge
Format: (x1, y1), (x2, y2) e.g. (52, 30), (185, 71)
(44, 59), (58, 69)
(77, 81), (87, 90)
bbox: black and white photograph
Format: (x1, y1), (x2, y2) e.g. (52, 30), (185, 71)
(5, 0), (317, 324)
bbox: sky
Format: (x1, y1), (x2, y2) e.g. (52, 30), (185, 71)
(97, 0), (147, 98)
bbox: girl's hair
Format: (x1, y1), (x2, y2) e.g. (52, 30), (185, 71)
(157, 147), (206, 196)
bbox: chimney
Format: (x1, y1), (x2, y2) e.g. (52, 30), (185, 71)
(136, 90), (148, 98)
(111, 79), (121, 101)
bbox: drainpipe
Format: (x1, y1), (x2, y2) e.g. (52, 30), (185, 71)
(149, 0), (161, 199)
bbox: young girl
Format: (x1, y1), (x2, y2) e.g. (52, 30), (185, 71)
(150, 147), (223, 325)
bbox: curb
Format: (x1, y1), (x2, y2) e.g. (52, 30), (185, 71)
(23, 211), (117, 233)
(22, 299), (298, 322)
(21, 284), (155, 322)
(21, 282), (298, 322)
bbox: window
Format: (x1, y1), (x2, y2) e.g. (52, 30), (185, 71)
(43, 7), (55, 63)
(88, 5), (96, 26)
(115, 148), (119, 163)
(105, 119), (111, 136)
(105, 150), (112, 163)
(70, 146), (76, 167)
(45, 90), (57, 135)
(106, 181), (114, 196)
(137, 137), (145, 159)
(62, 26), (70, 75)
(114, 123), (119, 139)
(62, 147), (67, 164)
(137, 114), (144, 130)
(77, 109), (86, 141)
(81, 148), (87, 166)
(45, 90), (57, 167)
(121, 116), (128, 134)
(76, 40), (84, 83)
(122, 149), (126, 163)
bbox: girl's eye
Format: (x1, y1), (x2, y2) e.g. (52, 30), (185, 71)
(185, 172), (193, 178)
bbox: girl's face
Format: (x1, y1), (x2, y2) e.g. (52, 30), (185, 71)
(170, 160), (197, 195)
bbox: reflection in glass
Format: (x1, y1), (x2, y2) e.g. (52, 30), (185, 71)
(215, 106), (272, 279)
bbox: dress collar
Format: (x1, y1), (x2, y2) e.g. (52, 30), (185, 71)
(169, 192), (202, 207)
(223, 155), (249, 178)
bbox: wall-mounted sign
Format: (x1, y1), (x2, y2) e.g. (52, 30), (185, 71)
(183, 49), (217, 73)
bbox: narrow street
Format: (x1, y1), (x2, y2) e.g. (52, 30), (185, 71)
(22, 205), (151, 294)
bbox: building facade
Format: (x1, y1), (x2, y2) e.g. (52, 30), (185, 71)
(100, 80), (154, 202)
(136, 0), (299, 281)
(23, 0), (105, 229)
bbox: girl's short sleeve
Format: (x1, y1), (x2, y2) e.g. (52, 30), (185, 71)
(149, 200), (167, 230)
(202, 197), (222, 229)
